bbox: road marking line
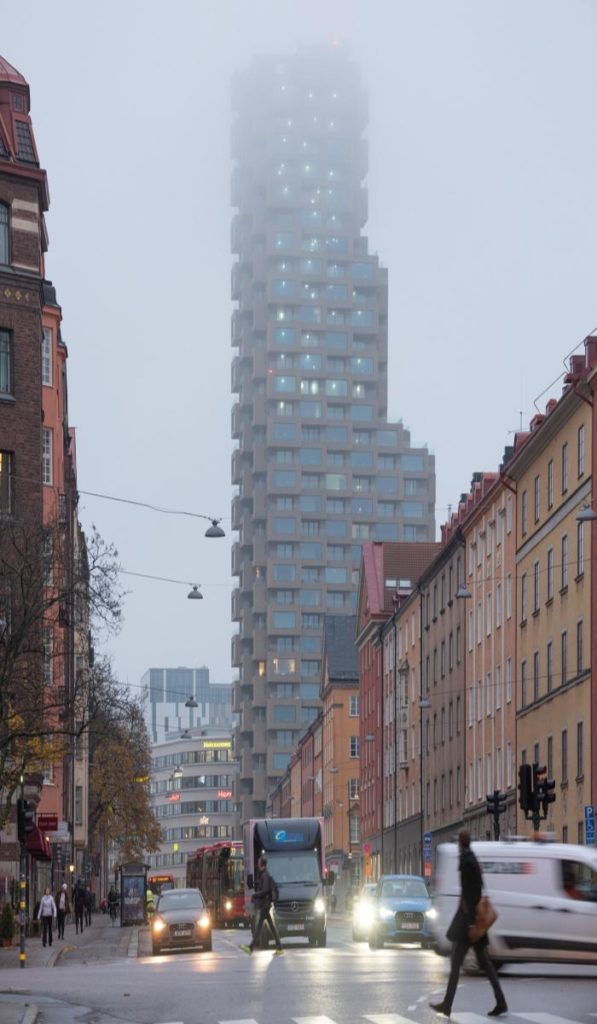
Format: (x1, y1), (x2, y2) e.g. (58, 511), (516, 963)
(218, 1020), (260, 1024)
(451, 1014), (496, 1024)
(365, 1015), (421, 1024)
(514, 1015), (582, 1024)
(293, 1018), (339, 1024)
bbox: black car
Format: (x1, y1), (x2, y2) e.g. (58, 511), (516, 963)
(151, 887), (212, 955)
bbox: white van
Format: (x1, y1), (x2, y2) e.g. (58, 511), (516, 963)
(432, 840), (597, 967)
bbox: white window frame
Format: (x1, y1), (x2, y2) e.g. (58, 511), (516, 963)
(42, 327), (52, 387)
(42, 427), (53, 486)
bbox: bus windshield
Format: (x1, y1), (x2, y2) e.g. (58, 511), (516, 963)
(265, 850), (321, 884)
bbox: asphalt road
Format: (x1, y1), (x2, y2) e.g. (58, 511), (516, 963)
(1, 919), (596, 1024)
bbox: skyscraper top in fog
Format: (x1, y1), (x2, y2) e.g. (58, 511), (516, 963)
(231, 48), (435, 821)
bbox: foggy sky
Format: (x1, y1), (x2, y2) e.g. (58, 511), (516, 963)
(2, 1), (597, 704)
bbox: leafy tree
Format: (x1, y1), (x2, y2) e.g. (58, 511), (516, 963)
(88, 675), (161, 861)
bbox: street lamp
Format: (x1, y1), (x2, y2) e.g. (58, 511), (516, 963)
(184, 695), (198, 708)
(576, 504), (597, 522)
(187, 585), (203, 600)
(204, 518), (226, 538)
(455, 585), (472, 599)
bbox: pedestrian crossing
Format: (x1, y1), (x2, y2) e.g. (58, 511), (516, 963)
(152, 1012), (597, 1024)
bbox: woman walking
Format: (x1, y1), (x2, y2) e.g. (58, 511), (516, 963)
(37, 887), (57, 947)
(55, 883), (70, 940)
(430, 830), (507, 1018)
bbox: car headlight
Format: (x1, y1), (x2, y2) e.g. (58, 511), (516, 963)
(152, 917), (166, 933)
(314, 897), (325, 915)
(354, 905), (375, 926)
(224, 900), (232, 911)
(425, 907), (438, 920)
(197, 914), (210, 929)
(379, 906), (394, 919)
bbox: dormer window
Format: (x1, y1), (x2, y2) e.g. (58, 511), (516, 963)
(12, 93), (24, 112)
(0, 203), (9, 264)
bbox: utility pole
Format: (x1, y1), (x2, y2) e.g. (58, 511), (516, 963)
(17, 778), (34, 968)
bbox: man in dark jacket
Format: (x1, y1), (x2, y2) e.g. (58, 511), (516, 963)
(240, 856), (283, 955)
(430, 830), (507, 1018)
(73, 880), (85, 935)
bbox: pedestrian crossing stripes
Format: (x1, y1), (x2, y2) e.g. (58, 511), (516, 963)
(208, 1013), (594, 1024)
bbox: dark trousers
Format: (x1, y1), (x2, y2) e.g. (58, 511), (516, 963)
(250, 905), (282, 950)
(57, 908), (66, 939)
(41, 915), (53, 946)
(75, 907), (84, 933)
(84, 905), (92, 926)
(444, 940), (505, 1011)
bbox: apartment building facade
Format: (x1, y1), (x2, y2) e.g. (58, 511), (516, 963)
(231, 48), (435, 821)
(507, 345), (596, 842)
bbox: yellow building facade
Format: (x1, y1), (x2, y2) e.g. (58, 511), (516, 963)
(508, 380), (592, 843)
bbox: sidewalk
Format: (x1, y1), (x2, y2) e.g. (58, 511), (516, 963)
(0, 915), (139, 1024)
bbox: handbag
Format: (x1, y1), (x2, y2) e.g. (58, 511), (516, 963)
(468, 895), (498, 943)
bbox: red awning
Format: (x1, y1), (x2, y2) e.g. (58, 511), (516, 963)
(26, 826), (52, 862)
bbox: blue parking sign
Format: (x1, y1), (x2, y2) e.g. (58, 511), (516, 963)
(585, 806), (595, 847)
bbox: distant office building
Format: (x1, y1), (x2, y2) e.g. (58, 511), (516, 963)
(147, 729), (238, 885)
(142, 667), (232, 744)
(231, 48), (436, 820)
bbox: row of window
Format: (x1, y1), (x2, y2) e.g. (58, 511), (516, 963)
(263, 423), (407, 448)
(268, 494), (420, 515)
(272, 374), (374, 395)
(0, 430), (53, 515)
(272, 283), (375, 307)
(520, 428), (585, 535)
(0, 327), (54, 397)
(272, 233), (353, 254)
(271, 327), (375, 350)
(274, 305), (372, 325)
(155, 800), (232, 818)
(467, 744), (514, 804)
(270, 399), (377, 421)
(468, 661), (514, 724)
(522, 724), (584, 785)
(520, 524), (585, 620)
(270, 449), (395, 470)
(520, 622), (585, 707)
(270, 258), (375, 279)
(424, 696), (464, 750)
(424, 627), (463, 687)
(272, 353), (375, 372)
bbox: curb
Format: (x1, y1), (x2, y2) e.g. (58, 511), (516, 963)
(19, 1006), (39, 1024)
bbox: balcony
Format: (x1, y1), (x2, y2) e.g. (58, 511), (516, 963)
(231, 494), (243, 531)
(252, 630), (266, 662)
(231, 309), (243, 346)
(231, 541), (243, 577)
(231, 589), (242, 623)
(231, 449), (242, 486)
(231, 402), (242, 439)
(231, 633), (241, 668)
(252, 533), (266, 565)
(253, 393), (266, 425)
(253, 719), (267, 751)
(231, 356), (242, 394)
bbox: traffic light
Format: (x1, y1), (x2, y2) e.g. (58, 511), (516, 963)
(518, 763), (532, 813)
(533, 763), (547, 806)
(541, 777), (556, 814)
(486, 792), (496, 815)
(17, 798), (35, 844)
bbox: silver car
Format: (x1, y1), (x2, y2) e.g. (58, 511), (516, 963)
(151, 887), (212, 955)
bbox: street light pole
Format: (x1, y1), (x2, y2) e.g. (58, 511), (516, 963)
(18, 774), (26, 968)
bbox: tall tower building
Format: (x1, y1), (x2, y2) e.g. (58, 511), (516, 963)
(231, 49), (435, 821)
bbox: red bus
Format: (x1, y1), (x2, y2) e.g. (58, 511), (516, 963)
(186, 841), (248, 928)
(148, 874), (176, 896)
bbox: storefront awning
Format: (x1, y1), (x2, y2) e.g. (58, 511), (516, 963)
(26, 826), (52, 861)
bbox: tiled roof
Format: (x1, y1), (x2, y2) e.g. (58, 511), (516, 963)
(323, 614), (358, 681)
(361, 542), (440, 617)
(0, 56), (27, 86)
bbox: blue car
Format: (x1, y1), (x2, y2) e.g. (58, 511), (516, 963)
(368, 874), (436, 949)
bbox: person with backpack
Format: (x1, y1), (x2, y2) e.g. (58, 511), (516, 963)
(73, 880), (86, 935)
(240, 855), (283, 956)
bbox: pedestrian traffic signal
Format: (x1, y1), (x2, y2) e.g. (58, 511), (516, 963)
(518, 763), (532, 813)
(17, 798), (35, 843)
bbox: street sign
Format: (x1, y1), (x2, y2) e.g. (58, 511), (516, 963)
(585, 805), (595, 846)
(423, 831), (432, 849)
(423, 831), (432, 863)
(37, 813), (58, 831)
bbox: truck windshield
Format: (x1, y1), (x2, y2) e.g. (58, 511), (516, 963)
(266, 850), (321, 884)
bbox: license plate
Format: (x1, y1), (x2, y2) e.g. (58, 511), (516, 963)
(287, 923), (304, 931)
(172, 927), (192, 937)
(401, 922), (420, 930)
